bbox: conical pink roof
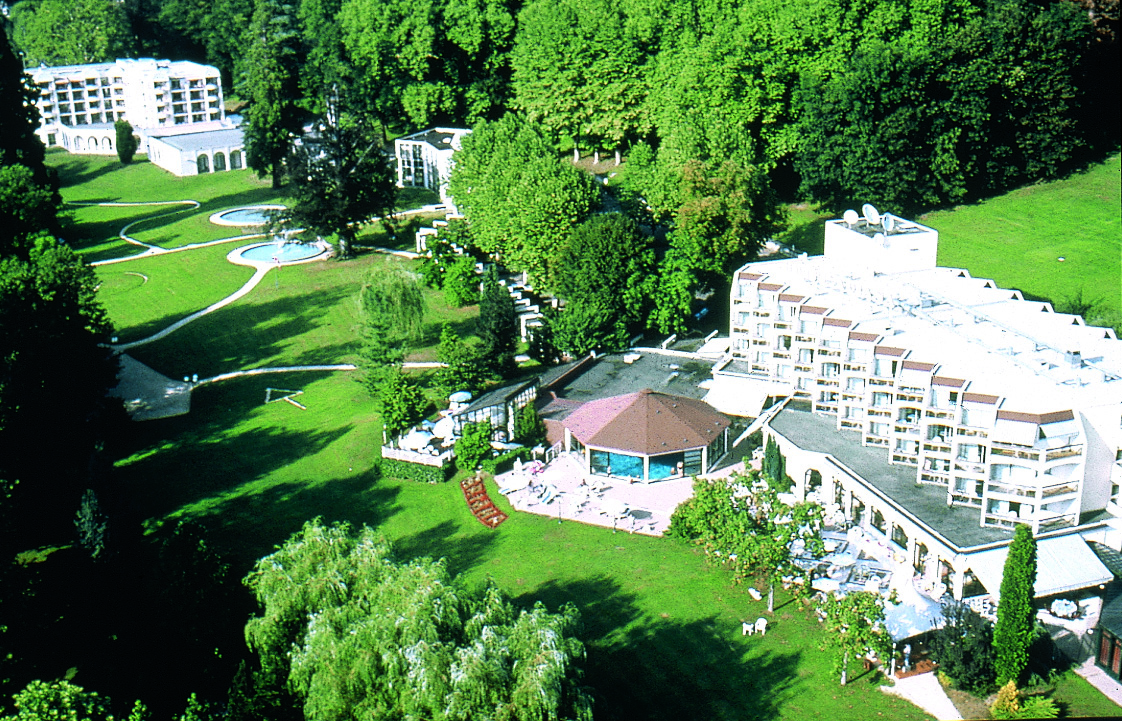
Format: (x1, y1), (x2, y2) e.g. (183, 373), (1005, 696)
(563, 389), (730, 455)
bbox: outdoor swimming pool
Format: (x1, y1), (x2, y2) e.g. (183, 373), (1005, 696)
(209, 205), (286, 227)
(228, 240), (329, 267)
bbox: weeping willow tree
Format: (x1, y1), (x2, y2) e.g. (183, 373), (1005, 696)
(244, 519), (594, 721)
(357, 260), (425, 383)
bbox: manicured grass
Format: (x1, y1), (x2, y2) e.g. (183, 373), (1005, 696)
(95, 244), (257, 344)
(1051, 669), (1122, 718)
(112, 372), (934, 721)
(922, 154), (1121, 315)
(124, 253), (478, 379)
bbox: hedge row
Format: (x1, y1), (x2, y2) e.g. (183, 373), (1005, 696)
(481, 447), (531, 476)
(381, 457), (452, 484)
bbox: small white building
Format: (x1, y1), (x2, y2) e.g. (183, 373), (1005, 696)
(147, 127), (245, 177)
(394, 127), (471, 201)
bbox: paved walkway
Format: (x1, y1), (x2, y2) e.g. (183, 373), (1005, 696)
(881, 671), (962, 720)
(1074, 655), (1122, 707)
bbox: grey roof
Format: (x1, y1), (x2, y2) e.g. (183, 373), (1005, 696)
(459, 379), (536, 415)
(769, 406), (1014, 550)
(399, 128), (459, 150)
(554, 353), (716, 403)
(149, 127), (243, 153)
(1090, 542), (1122, 581)
(1100, 591), (1122, 638)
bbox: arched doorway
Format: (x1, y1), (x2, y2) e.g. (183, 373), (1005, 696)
(103, 136), (113, 150)
(89, 137), (98, 150)
(197, 154), (210, 173)
(230, 150), (242, 169)
(75, 136), (85, 151)
(214, 152), (226, 171)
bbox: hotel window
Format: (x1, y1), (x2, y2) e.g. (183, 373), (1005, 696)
(898, 407), (919, 424)
(821, 362), (840, 377)
(870, 422), (889, 436)
(846, 377), (864, 392)
(819, 391), (838, 403)
(799, 320), (815, 334)
(736, 312), (751, 327)
(925, 457), (950, 472)
(777, 365), (792, 379)
(799, 348), (814, 364)
(848, 347), (870, 362)
(797, 377), (811, 390)
(957, 444), (986, 463)
(874, 357), (898, 378)
(756, 323), (771, 336)
(843, 406), (862, 419)
(931, 387), (959, 408)
(895, 439), (919, 454)
(872, 392), (891, 407)
(822, 339), (841, 349)
(776, 335), (792, 350)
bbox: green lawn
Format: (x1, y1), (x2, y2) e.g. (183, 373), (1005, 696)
(95, 244), (257, 344)
(50, 151), (1121, 719)
(922, 154), (1122, 316)
(110, 372), (935, 721)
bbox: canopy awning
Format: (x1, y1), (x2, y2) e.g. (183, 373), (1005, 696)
(969, 534), (1114, 601)
(703, 376), (793, 418)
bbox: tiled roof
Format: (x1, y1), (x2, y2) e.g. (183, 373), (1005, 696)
(564, 389), (730, 456)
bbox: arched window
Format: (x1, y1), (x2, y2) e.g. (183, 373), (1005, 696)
(89, 137), (98, 150)
(103, 137), (113, 150)
(75, 136), (85, 151)
(230, 150), (242, 169)
(214, 152), (226, 171)
(197, 154), (210, 174)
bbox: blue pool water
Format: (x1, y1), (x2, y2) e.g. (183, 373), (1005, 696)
(218, 208), (274, 225)
(239, 242), (324, 263)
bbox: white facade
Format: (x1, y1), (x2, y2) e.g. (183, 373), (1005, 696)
(147, 128), (245, 177)
(29, 58), (226, 154)
(394, 127), (471, 201)
(726, 208), (1122, 536)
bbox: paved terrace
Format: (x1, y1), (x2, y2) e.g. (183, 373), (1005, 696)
(495, 452), (694, 535)
(769, 407), (1013, 550)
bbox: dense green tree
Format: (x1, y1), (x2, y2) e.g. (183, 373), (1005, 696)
(819, 590), (893, 686)
(442, 256), (479, 308)
(513, 402), (546, 447)
(478, 264), (517, 377)
(551, 214), (657, 339)
(512, 0), (649, 159)
(0, 30), (49, 183)
(455, 420), (493, 472)
(0, 165), (61, 257)
(550, 294), (629, 357)
(10, 0), (134, 67)
(994, 523), (1038, 686)
(667, 470), (825, 612)
(242, 0), (305, 189)
(435, 323), (489, 398)
(0, 679), (114, 721)
(154, 0), (253, 82)
(447, 115), (600, 284)
(373, 370), (428, 440)
(114, 120), (139, 164)
(527, 307), (562, 366)
(243, 519), (593, 720)
(929, 602), (995, 693)
(281, 96), (397, 259)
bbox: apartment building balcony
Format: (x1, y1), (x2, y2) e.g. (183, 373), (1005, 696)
(843, 363), (868, 373)
(867, 409), (891, 418)
(1045, 445), (1084, 462)
(955, 427), (988, 439)
(924, 409), (953, 420)
(923, 442), (952, 454)
(866, 436), (889, 446)
(954, 462), (986, 476)
(891, 453), (919, 465)
(894, 425), (921, 436)
(895, 391), (925, 404)
(819, 349), (842, 357)
(920, 472), (949, 486)
(869, 378), (894, 386)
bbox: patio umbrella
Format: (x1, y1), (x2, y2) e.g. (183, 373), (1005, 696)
(885, 581), (946, 641)
(401, 428), (434, 450)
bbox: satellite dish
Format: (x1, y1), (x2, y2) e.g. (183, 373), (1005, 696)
(882, 213), (896, 232)
(843, 209), (859, 226)
(861, 203), (881, 226)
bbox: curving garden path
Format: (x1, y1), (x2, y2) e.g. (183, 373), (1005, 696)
(87, 198), (449, 418)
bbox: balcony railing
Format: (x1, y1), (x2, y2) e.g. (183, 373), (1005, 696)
(990, 445), (1040, 462)
(1045, 446), (1083, 462)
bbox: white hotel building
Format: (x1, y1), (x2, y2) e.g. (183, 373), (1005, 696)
(717, 211), (1122, 602)
(28, 58), (244, 176)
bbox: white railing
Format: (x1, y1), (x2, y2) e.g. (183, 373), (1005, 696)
(543, 440), (564, 464)
(381, 445), (454, 468)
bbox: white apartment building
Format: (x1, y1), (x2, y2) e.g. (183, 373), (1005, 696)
(716, 210), (1122, 601)
(394, 127), (471, 201)
(27, 58), (245, 176)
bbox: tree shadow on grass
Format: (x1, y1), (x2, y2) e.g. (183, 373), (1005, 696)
(394, 519), (501, 580)
(123, 285), (358, 377)
(510, 575), (800, 721)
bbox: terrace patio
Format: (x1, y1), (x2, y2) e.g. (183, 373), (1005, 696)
(495, 452), (694, 535)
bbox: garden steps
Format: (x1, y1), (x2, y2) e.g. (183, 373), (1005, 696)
(461, 476), (507, 528)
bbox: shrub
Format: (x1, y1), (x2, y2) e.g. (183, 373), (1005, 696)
(928, 602), (995, 693)
(482, 446), (530, 475)
(115, 119), (138, 164)
(381, 457), (450, 484)
(455, 421), (492, 472)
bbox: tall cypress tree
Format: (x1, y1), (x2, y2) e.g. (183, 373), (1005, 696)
(478, 264), (517, 378)
(994, 523), (1038, 686)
